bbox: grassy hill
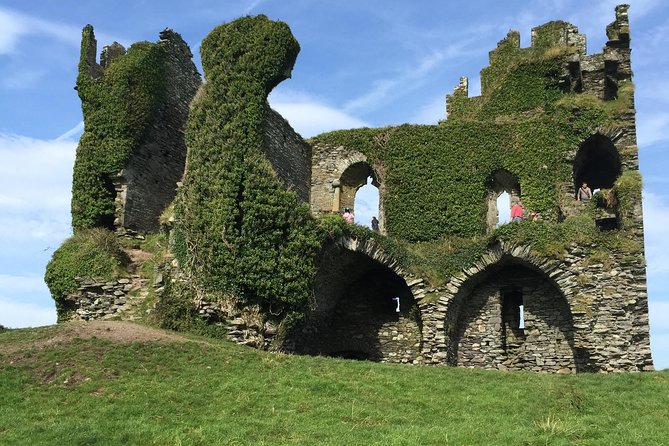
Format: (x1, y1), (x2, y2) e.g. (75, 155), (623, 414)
(1, 322), (667, 445)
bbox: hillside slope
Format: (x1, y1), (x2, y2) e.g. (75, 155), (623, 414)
(1, 322), (667, 445)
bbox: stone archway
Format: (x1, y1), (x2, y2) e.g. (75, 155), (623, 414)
(485, 168), (521, 232)
(290, 236), (424, 363)
(309, 143), (386, 232)
(447, 259), (577, 372)
(430, 241), (590, 373)
(573, 133), (622, 194)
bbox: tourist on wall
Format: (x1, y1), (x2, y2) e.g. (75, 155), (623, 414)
(371, 216), (379, 232)
(511, 201), (524, 223)
(343, 207), (354, 224)
(577, 182), (592, 201)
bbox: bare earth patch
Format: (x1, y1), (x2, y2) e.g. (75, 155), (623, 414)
(0, 320), (194, 355)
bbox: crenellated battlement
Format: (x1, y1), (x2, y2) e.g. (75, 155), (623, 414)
(447, 4), (632, 118)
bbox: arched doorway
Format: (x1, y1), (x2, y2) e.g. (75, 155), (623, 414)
(354, 177), (380, 229)
(337, 162), (383, 231)
(445, 256), (579, 372)
(292, 241), (422, 362)
(485, 169), (521, 232)
(573, 134), (621, 194)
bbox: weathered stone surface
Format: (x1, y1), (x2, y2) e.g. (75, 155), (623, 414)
(112, 28), (201, 233)
(262, 105), (312, 203)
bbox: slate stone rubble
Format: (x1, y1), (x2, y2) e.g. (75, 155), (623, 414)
(67, 277), (140, 320)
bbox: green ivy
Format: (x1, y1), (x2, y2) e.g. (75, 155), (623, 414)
(174, 16), (321, 319)
(44, 228), (129, 320)
(71, 25), (167, 231)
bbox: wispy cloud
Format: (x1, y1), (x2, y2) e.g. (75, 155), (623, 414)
(269, 89), (370, 137)
(637, 112), (669, 148)
(1, 68), (47, 90)
(343, 42), (477, 114)
(0, 6), (81, 55)
(243, 0), (267, 15)
(56, 121), (84, 141)
(0, 133), (76, 214)
(410, 95), (446, 125)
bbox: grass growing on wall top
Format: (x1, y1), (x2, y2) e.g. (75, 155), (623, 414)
(44, 228), (129, 320)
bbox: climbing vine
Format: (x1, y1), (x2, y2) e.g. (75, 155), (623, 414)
(71, 25), (167, 231)
(174, 15), (321, 318)
(44, 228), (129, 320)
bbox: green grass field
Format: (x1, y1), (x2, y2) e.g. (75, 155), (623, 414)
(1, 323), (667, 445)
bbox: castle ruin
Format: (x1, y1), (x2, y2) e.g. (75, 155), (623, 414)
(52, 5), (653, 373)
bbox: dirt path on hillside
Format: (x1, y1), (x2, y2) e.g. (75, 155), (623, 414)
(0, 320), (196, 355)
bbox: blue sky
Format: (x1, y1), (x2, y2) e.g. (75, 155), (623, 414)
(1, 0), (667, 368)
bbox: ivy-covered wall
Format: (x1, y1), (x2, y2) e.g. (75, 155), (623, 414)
(72, 25), (168, 231)
(174, 15), (322, 319)
(311, 34), (633, 243)
(50, 7), (652, 372)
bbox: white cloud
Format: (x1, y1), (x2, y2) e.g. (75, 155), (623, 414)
(1, 68), (47, 90)
(0, 6), (81, 55)
(244, 0), (266, 15)
(0, 133), (76, 214)
(637, 112), (669, 148)
(344, 46), (472, 114)
(56, 121), (84, 141)
(269, 90), (370, 138)
(410, 96), (446, 125)
(0, 297), (56, 328)
(0, 274), (47, 295)
(643, 191), (669, 278)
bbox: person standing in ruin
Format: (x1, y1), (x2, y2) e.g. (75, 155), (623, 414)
(511, 201), (524, 223)
(342, 207), (354, 224)
(577, 181), (592, 202)
(371, 216), (379, 232)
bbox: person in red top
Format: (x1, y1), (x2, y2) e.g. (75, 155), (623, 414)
(511, 201), (524, 223)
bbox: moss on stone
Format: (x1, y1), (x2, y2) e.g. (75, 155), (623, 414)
(174, 16), (321, 318)
(44, 228), (129, 321)
(71, 25), (167, 231)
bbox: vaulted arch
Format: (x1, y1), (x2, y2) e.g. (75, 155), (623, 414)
(438, 242), (591, 373)
(290, 236), (423, 363)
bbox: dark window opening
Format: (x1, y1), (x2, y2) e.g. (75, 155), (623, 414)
(596, 217), (620, 231)
(99, 175), (118, 230)
(573, 134), (622, 195)
(502, 288), (524, 332)
(604, 60), (619, 101)
(330, 350), (370, 361)
(501, 287), (526, 354)
(568, 61), (583, 93)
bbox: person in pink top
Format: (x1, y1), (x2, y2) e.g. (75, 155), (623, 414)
(511, 201), (524, 223)
(342, 207), (354, 224)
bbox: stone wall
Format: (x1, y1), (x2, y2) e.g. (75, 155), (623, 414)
(416, 240), (653, 372)
(451, 265), (578, 373)
(114, 29), (201, 234)
(310, 142), (385, 231)
(64, 276), (148, 321)
(287, 236), (426, 363)
(262, 105), (312, 203)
